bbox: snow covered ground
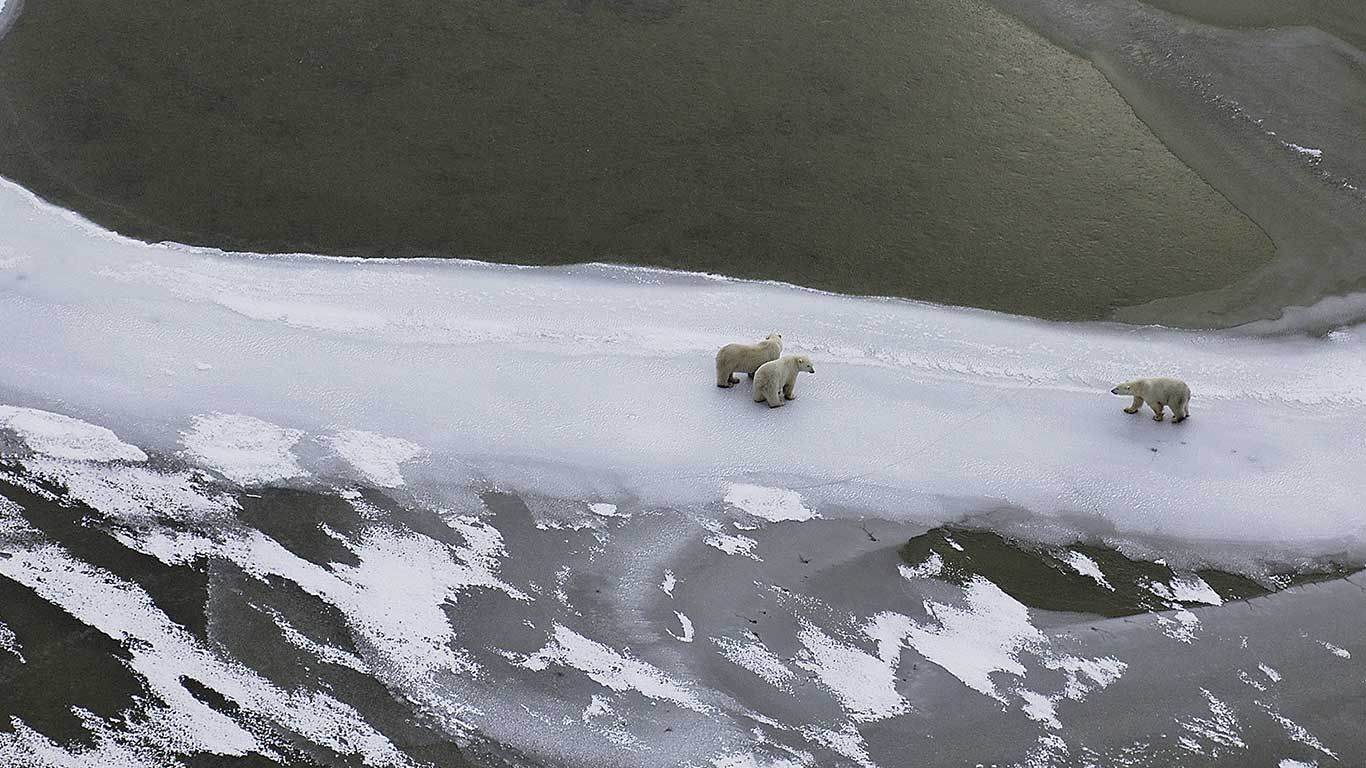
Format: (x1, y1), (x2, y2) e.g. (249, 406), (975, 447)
(2, 170), (1365, 768)
(0, 176), (1363, 562)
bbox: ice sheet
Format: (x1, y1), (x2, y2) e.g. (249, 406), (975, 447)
(1, 177), (1364, 559)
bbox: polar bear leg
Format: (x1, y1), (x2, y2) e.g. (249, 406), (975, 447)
(783, 377), (797, 401)
(766, 391), (785, 407)
(1172, 395), (1189, 422)
(1149, 400), (1165, 421)
(1124, 396), (1143, 414)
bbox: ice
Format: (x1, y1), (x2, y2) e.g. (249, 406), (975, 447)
(1, 176), (1365, 565)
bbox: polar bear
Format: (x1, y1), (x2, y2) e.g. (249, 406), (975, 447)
(1111, 377), (1190, 422)
(753, 355), (815, 408)
(716, 333), (783, 387)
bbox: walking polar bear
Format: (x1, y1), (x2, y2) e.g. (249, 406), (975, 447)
(716, 333), (783, 387)
(1111, 377), (1190, 423)
(753, 355), (815, 408)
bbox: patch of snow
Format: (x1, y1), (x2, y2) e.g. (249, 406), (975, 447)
(942, 535), (964, 552)
(660, 569), (676, 597)
(519, 623), (712, 713)
(587, 502), (626, 518)
(1282, 142), (1323, 159)
(1156, 609), (1200, 643)
(322, 430), (421, 488)
(262, 606), (370, 674)
(713, 636), (796, 693)
(1177, 689), (1245, 755)
(1170, 575), (1223, 605)
(1258, 663), (1281, 683)
(1016, 688), (1061, 729)
(723, 484), (815, 522)
(799, 723), (874, 768)
(0, 406), (147, 462)
(702, 520), (760, 560)
(1260, 702), (1337, 759)
(1319, 641), (1350, 659)
(1279, 760), (1317, 768)
(0, 618), (22, 663)
(898, 550), (944, 580)
(794, 621), (907, 722)
(669, 611), (695, 643)
(898, 576), (1042, 702)
(1058, 550), (1112, 591)
(181, 413), (304, 485)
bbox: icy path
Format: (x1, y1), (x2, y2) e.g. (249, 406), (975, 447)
(1, 177), (1363, 551)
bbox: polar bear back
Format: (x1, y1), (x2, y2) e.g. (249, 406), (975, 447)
(716, 335), (783, 375)
(1132, 377), (1190, 402)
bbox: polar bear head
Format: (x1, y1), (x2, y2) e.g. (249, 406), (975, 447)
(1110, 381), (1135, 396)
(765, 333), (784, 344)
(794, 355), (815, 374)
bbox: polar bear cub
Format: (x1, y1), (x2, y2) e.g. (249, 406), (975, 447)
(753, 355), (815, 408)
(716, 333), (783, 387)
(1111, 377), (1190, 422)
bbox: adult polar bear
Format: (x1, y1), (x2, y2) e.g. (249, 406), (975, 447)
(1111, 377), (1191, 422)
(753, 355), (815, 408)
(715, 333), (783, 387)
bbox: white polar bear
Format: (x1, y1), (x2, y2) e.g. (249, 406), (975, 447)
(1111, 377), (1191, 422)
(753, 355), (815, 408)
(716, 333), (783, 387)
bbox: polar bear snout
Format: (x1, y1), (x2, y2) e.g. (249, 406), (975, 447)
(1110, 386), (1121, 395)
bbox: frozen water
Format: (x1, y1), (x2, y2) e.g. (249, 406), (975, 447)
(1, 176), (1365, 565)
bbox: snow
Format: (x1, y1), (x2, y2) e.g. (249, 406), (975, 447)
(896, 577), (1044, 702)
(1177, 689), (1245, 755)
(1282, 142), (1323, 159)
(0, 406), (147, 462)
(1260, 703), (1337, 759)
(518, 623), (712, 713)
(1058, 550), (1112, 591)
(0, 506), (412, 767)
(1169, 575), (1223, 605)
(660, 569), (677, 597)
(322, 430), (421, 488)
(669, 611), (695, 643)
(898, 550), (944, 580)
(0, 618), (22, 663)
(181, 413), (304, 485)
(2, 176), (1366, 566)
(1319, 641), (1350, 659)
(723, 484), (816, 522)
(588, 502), (626, 518)
(1258, 663), (1282, 683)
(794, 621), (908, 722)
(1279, 761), (1317, 768)
(703, 520), (761, 560)
(713, 636), (796, 692)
